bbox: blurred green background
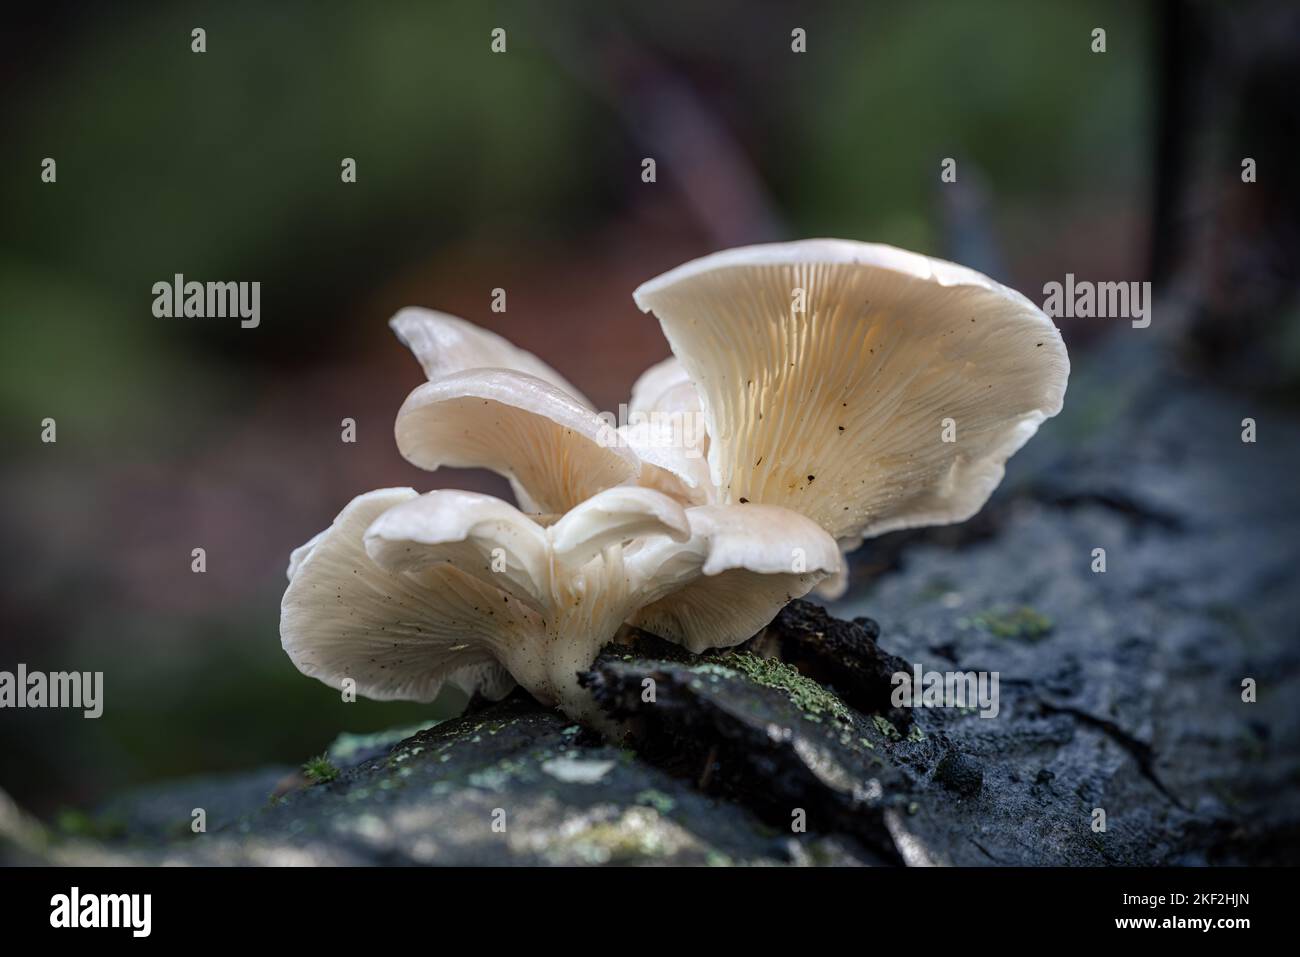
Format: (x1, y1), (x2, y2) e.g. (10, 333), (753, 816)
(1, 0), (1294, 816)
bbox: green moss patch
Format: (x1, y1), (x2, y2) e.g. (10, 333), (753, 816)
(712, 652), (852, 724)
(970, 606), (1054, 641)
(301, 754), (340, 784)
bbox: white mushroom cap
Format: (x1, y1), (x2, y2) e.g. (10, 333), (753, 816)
(281, 488), (519, 703)
(633, 239), (1069, 543)
(546, 485), (691, 568)
(390, 307), (638, 513)
(629, 503), (841, 653)
(394, 369), (639, 514)
(628, 355), (693, 414)
(364, 488), (553, 611)
(390, 307), (592, 407)
(621, 356), (714, 505)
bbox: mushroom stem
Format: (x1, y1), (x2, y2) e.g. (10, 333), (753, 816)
(499, 628), (617, 732)
(496, 545), (639, 732)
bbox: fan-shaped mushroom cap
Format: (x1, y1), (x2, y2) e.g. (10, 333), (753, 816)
(547, 485), (691, 568)
(389, 308), (634, 513)
(633, 239), (1069, 543)
(281, 488), (519, 703)
(629, 503), (841, 653)
(394, 369), (639, 514)
(364, 488), (553, 611)
(390, 307), (592, 407)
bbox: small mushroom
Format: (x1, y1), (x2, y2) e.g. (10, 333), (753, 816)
(394, 369), (636, 514)
(630, 503), (842, 653)
(633, 239), (1069, 594)
(282, 485), (839, 724)
(390, 307), (591, 403)
(620, 356), (713, 505)
(281, 488), (518, 705)
(390, 308), (633, 513)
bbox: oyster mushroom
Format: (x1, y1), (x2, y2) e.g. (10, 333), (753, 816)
(394, 369), (636, 515)
(632, 239), (1070, 594)
(620, 356), (713, 506)
(281, 239), (1067, 724)
(281, 485), (838, 724)
(391, 307), (592, 403)
(388, 309), (636, 514)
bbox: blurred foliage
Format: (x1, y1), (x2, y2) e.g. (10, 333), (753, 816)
(2, 0), (595, 440)
(794, 1), (1150, 248)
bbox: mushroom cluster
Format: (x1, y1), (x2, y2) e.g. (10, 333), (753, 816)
(282, 240), (1069, 726)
